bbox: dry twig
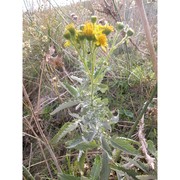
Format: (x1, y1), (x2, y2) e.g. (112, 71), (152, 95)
(23, 85), (62, 174)
(138, 115), (155, 169)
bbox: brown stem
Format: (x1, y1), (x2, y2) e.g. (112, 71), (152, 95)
(24, 120), (53, 178)
(135, 0), (157, 78)
(23, 85), (62, 174)
(138, 115), (155, 170)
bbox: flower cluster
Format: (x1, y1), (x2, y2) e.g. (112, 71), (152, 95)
(63, 16), (114, 51)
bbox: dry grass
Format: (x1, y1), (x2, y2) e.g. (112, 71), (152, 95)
(23, 0), (157, 179)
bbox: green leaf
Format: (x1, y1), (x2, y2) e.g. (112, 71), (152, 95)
(147, 140), (157, 158)
(124, 109), (134, 118)
(121, 157), (148, 173)
(70, 75), (83, 84)
(78, 150), (86, 172)
(110, 137), (141, 156)
(90, 155), (101, 180)
(136, 175), (157, 180)
(66, 137), (84, 149)
(102, 98), (109, 105)
(100, 152), (110, 180)
(98, 84), (109, 93)
(58, 173), (80, 180)
(82, 131), (97, 142)
(117, 137), (140, 146)
(23, 165), (35, 180)
(110, 164), (139, 180)
(62, 82), (80, 97)
(100, 136), (112, 160)
(74, 140), (98, 151)
(67, 136), (98, 150)
(80, 177), (89, 180)
(50, 100), (79, 115)
(51, 120), (79, 144)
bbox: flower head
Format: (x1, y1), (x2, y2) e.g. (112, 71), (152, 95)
(96, 33), (108, 51)
(83, 22), (95, 40)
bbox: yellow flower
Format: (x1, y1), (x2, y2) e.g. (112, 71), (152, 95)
(83, 22), (94, 40)
(95, 33), (108, 51)
(64, 40), (71, 47)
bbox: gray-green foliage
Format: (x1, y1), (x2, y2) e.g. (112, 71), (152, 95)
(50, 15), (157, 179)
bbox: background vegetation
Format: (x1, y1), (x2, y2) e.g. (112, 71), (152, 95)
(23, 0), (157, 179)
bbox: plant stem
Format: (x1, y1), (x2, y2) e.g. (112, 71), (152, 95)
(135, 0), (157, 78)
(23, 85), (62, 174)
(107, 35), (128, 62)
(90, 42), (95, 105)
(23, 165), (35, 180)
(128, 83), (157, 138)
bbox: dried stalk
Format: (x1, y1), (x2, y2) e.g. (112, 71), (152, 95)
(24, 119), (53, 179)
(135, 0), (157, 77)
(23, 85), (62, 174)
(138, 115), (155, 169)
(36, 57), (45, 113)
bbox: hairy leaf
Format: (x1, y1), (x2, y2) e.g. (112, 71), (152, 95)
(58, 174), (80, 180)
(62, 81), (80, 97)
(147, 140), (157, 158)
(74, 140), (98, 151)
(110, 164), (139, 180)
(50, 100), (79, 115)
(82, 131), (97, 142)
(68, 110), (81, 119)
(136, 175), (157, 180)
(67, 137), (84, 149)
(98, 84), (109, 93)
(70, 75), (83, 84)
(110, 137), (141, 156)
(78, 151), (86, 172)
(51, 120), (79, 144)
(90, 155), (101, 180)
(100, 152), (111, 180)
(80, 177), (89, 180)
(122, 157), (148, 173)
(100, 136), (112, 159)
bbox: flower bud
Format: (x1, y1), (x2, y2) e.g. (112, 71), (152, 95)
(103, 61), (108, 66)
(72, 15), (78, 21)
(102, 25), (114, 36)
(77, 32), (85, 41)
(80, 24), (85, 30)
(116, 22), (124, 31)
(66, 23), (76, 36)
(70, 13), (76, 17)
(127, 28), (134, 36)
(63, 31), (71, 39)
(91, 16), (97, 23)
